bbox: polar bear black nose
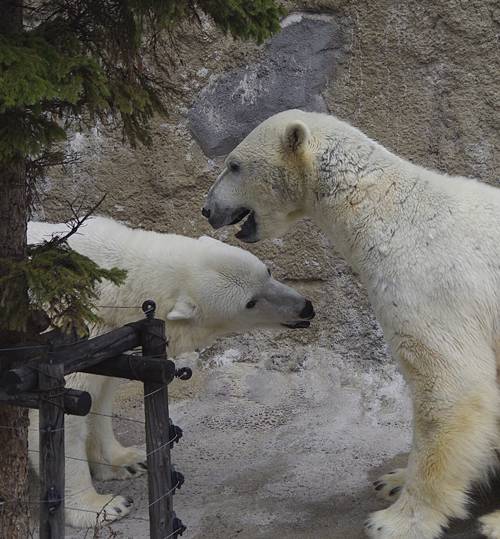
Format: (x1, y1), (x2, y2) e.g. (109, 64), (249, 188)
(202, 207), (210, 218)
(300, 300), (315, 320)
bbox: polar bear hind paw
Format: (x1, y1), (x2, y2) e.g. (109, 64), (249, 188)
(65, 493), (133, 528)
(479, 511), (500, 539)
(90, 446), (147, 480)
(111, 456), (148, 480)
(373, 468), (406, 501)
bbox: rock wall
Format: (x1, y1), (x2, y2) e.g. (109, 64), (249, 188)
(36, 0), (500, 383)
(34, 3), (500, 537)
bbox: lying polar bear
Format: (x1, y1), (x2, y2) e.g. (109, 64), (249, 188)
(27, 216), (314, 528)
(202, 109), (500, 539)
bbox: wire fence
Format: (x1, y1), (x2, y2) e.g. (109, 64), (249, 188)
(0, 387), (183, 537)
(0, 304), (187, 539)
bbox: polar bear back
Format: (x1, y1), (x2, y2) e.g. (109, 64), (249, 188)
(27, 216), (313, 356)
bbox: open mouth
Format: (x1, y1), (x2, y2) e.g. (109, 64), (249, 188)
(281, 300), (315, 329)
(229, 208), (251, 226)
(281, 320), (311, 329)
(232, 209), (258, 242)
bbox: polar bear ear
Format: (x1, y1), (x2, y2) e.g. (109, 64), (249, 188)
(283, 120), (310, 154)
(166, 299), (196, 320)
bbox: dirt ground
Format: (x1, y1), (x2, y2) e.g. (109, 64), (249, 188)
(27, 348), (500, 539)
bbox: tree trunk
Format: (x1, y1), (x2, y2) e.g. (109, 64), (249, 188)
(0, 406), (30, 539)
(0, 161), (27, 259)
(0, 0), (22, 35)
(0, 154), (31, 538)
(0, 0), (31, 533)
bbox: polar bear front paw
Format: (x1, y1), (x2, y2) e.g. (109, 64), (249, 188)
(479, 510), (500, 539)
(66, 493), (134, 528)
(90, 446), (147, 480)
(365, 508), (406, 539)
(373, 468), (406, 501)
(364, 505), (444, 539)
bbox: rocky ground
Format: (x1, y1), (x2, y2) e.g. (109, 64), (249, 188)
(28, 346), (500, 539)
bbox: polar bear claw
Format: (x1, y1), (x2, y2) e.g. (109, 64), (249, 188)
(373, 468), (406, 501)
(65, 493), (134, 528)
(89, 446), (148, 481)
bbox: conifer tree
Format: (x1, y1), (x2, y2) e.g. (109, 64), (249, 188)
(0, 1), (285, 536)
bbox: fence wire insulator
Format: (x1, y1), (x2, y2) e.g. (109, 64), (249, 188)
(142, 300), (156, 320)
(171, 466), (185, 494)
(44, 485), (62, 514)
(175, 367), (192, 381)
(169, 419), (183, 447)
(173, 512), (187, 538)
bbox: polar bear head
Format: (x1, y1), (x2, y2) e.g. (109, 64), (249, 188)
(202, 109), (314, 243)
(28, 217), (315, 357)
(133, 233), (316, 356)
(163, 235), (315, 355)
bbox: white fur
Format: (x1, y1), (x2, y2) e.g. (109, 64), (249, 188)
(27, 216), (312, 527)
(203, 109), (500, 539)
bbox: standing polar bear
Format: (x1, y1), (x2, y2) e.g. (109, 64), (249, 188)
(202, 109), (500, 539)
(27, 216), (314, 528)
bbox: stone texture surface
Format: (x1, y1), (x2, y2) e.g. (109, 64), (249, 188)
(30, 1), (500, 537)
(188, 13), (342, 157)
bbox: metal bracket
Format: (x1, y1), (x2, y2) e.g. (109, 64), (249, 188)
(45, 485), (62, 514)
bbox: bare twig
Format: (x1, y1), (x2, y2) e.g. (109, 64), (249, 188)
(60, 194), (108, 244)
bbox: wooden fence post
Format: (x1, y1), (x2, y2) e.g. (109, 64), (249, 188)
(38, 360), (65, 539)
(0, 300), (187, 538)
(141, 303), (174, 539)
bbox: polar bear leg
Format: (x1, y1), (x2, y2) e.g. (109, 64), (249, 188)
(63, 413), (134, 527)
(365, 346), (500, 539)
(479, 511), (500, 539)
(29, 408), (133, 527)
(85, 375), (147, 480)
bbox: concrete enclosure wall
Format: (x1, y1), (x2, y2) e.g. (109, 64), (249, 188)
(37, 0), (500, 376)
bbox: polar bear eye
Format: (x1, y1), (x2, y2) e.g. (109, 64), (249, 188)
(229, 161), (240, 173)
(246, 300), (257, 309)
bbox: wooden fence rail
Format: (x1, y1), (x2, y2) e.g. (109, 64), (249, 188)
(0, 300), (188, 539)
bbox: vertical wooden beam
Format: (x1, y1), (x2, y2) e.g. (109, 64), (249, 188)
(141, 314), (173, 539)
(38, 362), (65, 539)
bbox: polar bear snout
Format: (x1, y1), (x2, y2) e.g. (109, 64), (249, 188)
(300, 299), (315, 320)
(282, 299), (315, 328)
(202, 201), (259, 243)
(202, 202), (249, 228)
(201, 201), (234, 229)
